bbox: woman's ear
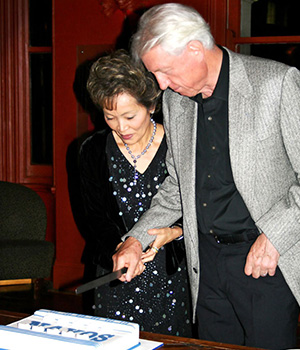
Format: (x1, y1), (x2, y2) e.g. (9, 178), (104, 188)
(149, 106), (156, 114)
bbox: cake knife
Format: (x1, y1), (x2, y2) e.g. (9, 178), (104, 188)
(75, 267), (128, 294)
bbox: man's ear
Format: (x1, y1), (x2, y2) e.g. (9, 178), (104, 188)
(187, 40), (204, 60)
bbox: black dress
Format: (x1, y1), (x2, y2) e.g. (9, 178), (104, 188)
(80, 130), (193, 337)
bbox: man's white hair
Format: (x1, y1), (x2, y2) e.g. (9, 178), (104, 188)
(131, 3), (215, 62)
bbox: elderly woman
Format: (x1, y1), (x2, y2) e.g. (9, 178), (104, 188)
(79, 50), (193, 336)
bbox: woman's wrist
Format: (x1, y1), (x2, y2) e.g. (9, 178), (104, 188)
(170, 223), (184, 240)
(114, 241), (123, 253)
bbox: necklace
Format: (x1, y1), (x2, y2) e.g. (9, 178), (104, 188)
(124, 118), (157, 184)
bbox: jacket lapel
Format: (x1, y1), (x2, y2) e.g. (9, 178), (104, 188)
(176, 96), (198, 240)
(227, 50), (258, 214)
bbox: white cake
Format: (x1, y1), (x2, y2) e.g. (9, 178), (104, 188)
(0, 309), (140, 350)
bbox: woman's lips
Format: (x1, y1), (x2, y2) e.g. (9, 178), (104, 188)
(121, 134), (133, 141)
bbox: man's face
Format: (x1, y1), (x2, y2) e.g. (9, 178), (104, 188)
(142, 44), (208, 97)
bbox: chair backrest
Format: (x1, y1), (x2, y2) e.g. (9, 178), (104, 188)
(0, 181), (47, 240)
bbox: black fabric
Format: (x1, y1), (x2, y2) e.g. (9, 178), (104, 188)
(79, 129), (194, 337)
(106, 132), (168, 232)
(95, 245), (193, 336)
(0, 240), (54, 279)
(0, 181), (54, 280)
(79, 129), (126, 270)
(165, 238), (186, 275)
(213, 228), (259, 244)
(80, 129), (185, 272)
(0, 181), (48, 240)
(193, 48), (257, 236)
(197, 233), (299, 349)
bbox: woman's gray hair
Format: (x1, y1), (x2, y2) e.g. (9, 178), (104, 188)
(131, 3), (215, 62)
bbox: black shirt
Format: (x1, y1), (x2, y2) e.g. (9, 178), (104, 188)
(193, 48), (256, 235)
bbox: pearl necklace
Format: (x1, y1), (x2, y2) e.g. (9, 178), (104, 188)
(124, 118), (157, 184)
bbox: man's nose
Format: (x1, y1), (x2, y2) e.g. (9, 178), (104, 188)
(154, 72), (170, 90)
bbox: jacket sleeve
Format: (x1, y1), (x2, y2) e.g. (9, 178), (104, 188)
(125, 91), (183, 250)
(79, 132), (125, 269)
(256, 67), (300, 255)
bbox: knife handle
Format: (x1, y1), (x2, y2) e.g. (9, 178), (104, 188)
(120, 266), (128, 274)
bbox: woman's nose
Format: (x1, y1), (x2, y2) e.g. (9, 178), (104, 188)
(117, 120), (128, 132)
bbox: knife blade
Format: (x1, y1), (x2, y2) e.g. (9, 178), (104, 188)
(75, 267), (128, 295)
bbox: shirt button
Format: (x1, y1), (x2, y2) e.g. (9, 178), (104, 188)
(203, 203), (207, 207)
(207, 174), (211, 178)
(212, 146), (216, 150)
(209, 229), (214, 234)
(208, 116), (212, 121)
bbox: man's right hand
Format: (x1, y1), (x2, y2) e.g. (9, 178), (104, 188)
(112, 236), (145, 282)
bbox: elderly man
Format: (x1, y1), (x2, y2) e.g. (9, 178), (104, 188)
(112, 3), (300, 349)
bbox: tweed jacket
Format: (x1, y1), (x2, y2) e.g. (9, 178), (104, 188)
(127, 48), (300, 318)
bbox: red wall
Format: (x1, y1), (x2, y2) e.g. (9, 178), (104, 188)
(53, 0), (125, 288)
(53, 0), (211, 289)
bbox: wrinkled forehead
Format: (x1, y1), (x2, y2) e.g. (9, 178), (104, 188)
(141, 45), (175, 73)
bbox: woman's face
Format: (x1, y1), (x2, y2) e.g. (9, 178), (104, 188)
(103, 93), (152, 145)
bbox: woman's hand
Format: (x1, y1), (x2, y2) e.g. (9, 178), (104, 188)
(141, 225), (183, 263)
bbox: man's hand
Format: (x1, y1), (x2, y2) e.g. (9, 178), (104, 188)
(112, 237), (145, 282)
(244, 233), (280, 278)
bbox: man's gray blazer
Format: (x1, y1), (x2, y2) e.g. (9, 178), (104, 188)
(127, 49), (300, 318)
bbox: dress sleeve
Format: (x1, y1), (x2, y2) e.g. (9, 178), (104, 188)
(79, 133), (125, 269)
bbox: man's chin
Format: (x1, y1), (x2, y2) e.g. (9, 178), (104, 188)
(171, 87), (184, 94)
(171, 87), (194, 97)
